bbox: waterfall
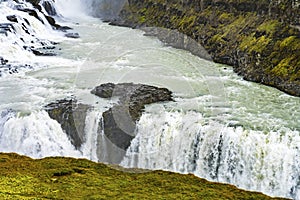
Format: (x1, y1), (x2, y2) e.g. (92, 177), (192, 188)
(0, 0), (64, 77)
(54, 0), (126, 19)
(1, 0), (300, 199)
(121, 111), (300, 199)
(0, 110), (81, 158)
(80, 110), (101, 161)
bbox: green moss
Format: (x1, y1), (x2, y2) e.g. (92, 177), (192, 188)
(240, 35), (271, 53)
(0, 153), (286, 200)
(218, 12), (234, 23)
(139, 15), (146, 23)
(280, 36), (300, 51)
(257, 20), (280, 35)
(271, 57), (293, 77)
(178, 15), (196, 31)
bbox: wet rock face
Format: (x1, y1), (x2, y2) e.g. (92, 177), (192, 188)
(16, 0), (72, 32)
(92, 83), (173, 150)
(45, 99), (91, 150)
(141, 27), (212, 60)
(6, 15), (18, 23)
(92, 83), (173, 121)
(43, 84), (172, 160)
(41, 1), (57, 16)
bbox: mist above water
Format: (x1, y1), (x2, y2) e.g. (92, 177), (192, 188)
(54, 0), (126, 19)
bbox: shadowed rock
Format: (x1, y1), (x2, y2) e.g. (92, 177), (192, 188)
(45, 99), (91, 149)
(6, 15), (18, 23)
(141, 27), (212, 60)
(65, 33), (80, 39)
(42, 0), (57, 16)
(92, 83), (173, 150)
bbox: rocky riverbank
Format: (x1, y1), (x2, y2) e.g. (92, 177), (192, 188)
(109, 0), (300, 96)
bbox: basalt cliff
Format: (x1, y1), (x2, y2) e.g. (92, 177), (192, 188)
(110, 0), (300, 96)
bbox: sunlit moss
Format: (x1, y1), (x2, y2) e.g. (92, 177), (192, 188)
(0, 153), (285, 199)
(240, 35), (271, 53)
(257, 20), (280, 35)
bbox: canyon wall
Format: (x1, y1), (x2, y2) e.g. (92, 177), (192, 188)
(113, 0), (300, 96)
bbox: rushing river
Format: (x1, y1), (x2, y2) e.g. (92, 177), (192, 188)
(0, 0), (299, 199)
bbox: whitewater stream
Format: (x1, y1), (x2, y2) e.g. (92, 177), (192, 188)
(0, 0), (299, 199)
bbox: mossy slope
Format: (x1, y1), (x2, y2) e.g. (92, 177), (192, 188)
(0, 153), (287, 199)
(116, 0), (300, 96)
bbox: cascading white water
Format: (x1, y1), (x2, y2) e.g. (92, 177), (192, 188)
(121, 110), (300, 199)
(0, 110), (81, 158)
(0, 0), (300, 199)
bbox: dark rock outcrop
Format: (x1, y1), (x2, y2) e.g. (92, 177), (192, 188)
(109, 0), (300, 97)
(41, 0), (57, 16)
(42, 84), (172, 162)
(45, 99), (91, 149)
(141, 27), (212, 60)
(30, 48), (56, 56)
(65, 33), (80, 39)
(6, 15), (18, 23)
(92, 83), (173, 150)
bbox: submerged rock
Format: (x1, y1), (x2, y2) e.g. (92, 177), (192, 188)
(141, 27), (212, 60)
(92, 83), (173, 150)
(31, 48), (56, 56)
(65, 32), (80, 39)
(0, 57), (33, 77)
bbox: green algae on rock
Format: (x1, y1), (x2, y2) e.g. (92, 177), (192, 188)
(0, 153), (288, 199)
(112, 0), (300, 96)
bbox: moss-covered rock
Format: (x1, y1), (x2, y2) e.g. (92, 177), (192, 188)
(112, 0), (300, 96)
(0, 153), (288, 199)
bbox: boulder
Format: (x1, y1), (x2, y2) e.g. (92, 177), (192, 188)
(6, 15), (18, 23)
(92, 83), (173, 150)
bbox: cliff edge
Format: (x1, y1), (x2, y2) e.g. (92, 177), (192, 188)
(112, 0), (300, 96)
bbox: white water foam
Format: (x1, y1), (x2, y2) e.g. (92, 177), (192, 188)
(121, 110), (300, 199)
(0, 110), (81, 158)
(0, 0), (66, 76)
